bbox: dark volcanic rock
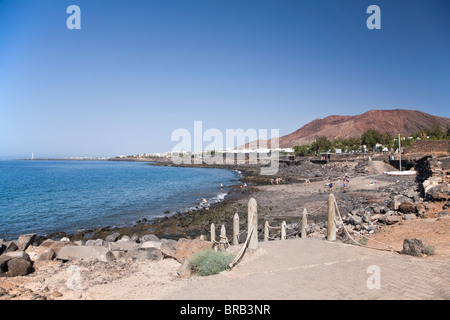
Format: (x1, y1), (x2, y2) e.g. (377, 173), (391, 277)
(401, 238), (425, 257)
(398, 202), (416, 214)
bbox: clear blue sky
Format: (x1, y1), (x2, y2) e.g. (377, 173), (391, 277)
(1, 0), (449, 158)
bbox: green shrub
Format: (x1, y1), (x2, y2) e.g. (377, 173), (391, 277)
(357, 237), (368, 245)
(189, 249), (235, 276)
(424, 245), (436, 256)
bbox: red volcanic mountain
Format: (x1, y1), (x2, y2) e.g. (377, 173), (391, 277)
(245, 109), (450, 149)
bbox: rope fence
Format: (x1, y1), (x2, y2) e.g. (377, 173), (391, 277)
(206, 194), (395, 269)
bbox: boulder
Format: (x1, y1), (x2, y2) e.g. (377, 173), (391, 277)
(105, 233), (122, 242)
(5, 258), (33, 277)
(85, 240), (96, 246)
(423, 176), (441, 194)
(1, 254), (33, 276)
(350, 207), (364, 217)
(141, 234), (160, 242)
(15, 234), (36, 251)
(94, 239), (105, 246)
(398, 202), (416, 214)
(401, 238), (425, 257)
(385, 215), (402, 225)
(177, 259), (191, 278)
(427, 184), (450, 200)
(130, 234), (140, 243)
(56, 245), (115, 262)
(125, 248), (163, 261)
(377, 211), (394, 224)
(25, 246), (56, 261)
(415, 203), (427, 217)
(160, 240), (177, 259)
(39, 239), (74, 254)
(349, 215), (363, 226)
(118, 235), (131, 242)
(5, 242), (18, 252)
(389, 195), (414, 211)
(174, 239), (213, 264)
(38, 248), (56, 261)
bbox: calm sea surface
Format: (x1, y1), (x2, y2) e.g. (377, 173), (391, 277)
(0, 160), (240, 240)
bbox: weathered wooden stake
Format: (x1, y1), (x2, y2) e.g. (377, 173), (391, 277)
(301, 208), (308, 238)
(327, 194), (336, 241)
(264, 221), (269, 242)
(233, 213), (239, 245)
(281, 221), (286, 240)
(220, 225), (227, 249)
(210, 223), (216, 243)
(248, 197), (258, 249)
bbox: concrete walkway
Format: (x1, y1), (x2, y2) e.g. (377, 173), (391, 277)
(164, 238), (450, 300)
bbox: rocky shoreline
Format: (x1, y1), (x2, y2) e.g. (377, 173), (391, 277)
(1, 155), (449, 299)
(3, 155), (448, 245)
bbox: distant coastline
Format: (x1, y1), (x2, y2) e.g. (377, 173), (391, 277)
(17, 157), (156, 162)
(0, 159), (241, 241)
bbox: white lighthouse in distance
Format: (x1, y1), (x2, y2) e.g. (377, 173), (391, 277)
(31, 152), (34, 160)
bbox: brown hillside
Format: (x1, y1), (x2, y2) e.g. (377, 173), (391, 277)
(244, 109), (450, 149)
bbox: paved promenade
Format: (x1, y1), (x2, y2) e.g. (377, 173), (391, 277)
(164, 238), (450, 300)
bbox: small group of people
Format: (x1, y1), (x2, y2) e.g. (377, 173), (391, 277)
(270, 177), (283, 185)
(325, 174), (350, 191)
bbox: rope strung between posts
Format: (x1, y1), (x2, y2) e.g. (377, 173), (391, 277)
(212, 235), (230, 248)
(307, 202), (327, 215)
(333, 198), (394, 252)
(264, 202), (327, 239)
(266, 202), (327, 238)
(266, 223), (296, 238)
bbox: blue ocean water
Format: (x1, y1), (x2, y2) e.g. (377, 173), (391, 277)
(0, 160), (240, 240)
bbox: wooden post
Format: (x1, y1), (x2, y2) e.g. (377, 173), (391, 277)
(220, 224), (227, 249)
(210, 223), (215, 243)
(248, 197), (258, 249)
(220, 224), (226, 238)
(264, 221), (269, 242)
(327, 194), (336, 241)
(233, 213), (239, 245)
(301, 208), (308, 238)
(281, 221), (286, 240)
